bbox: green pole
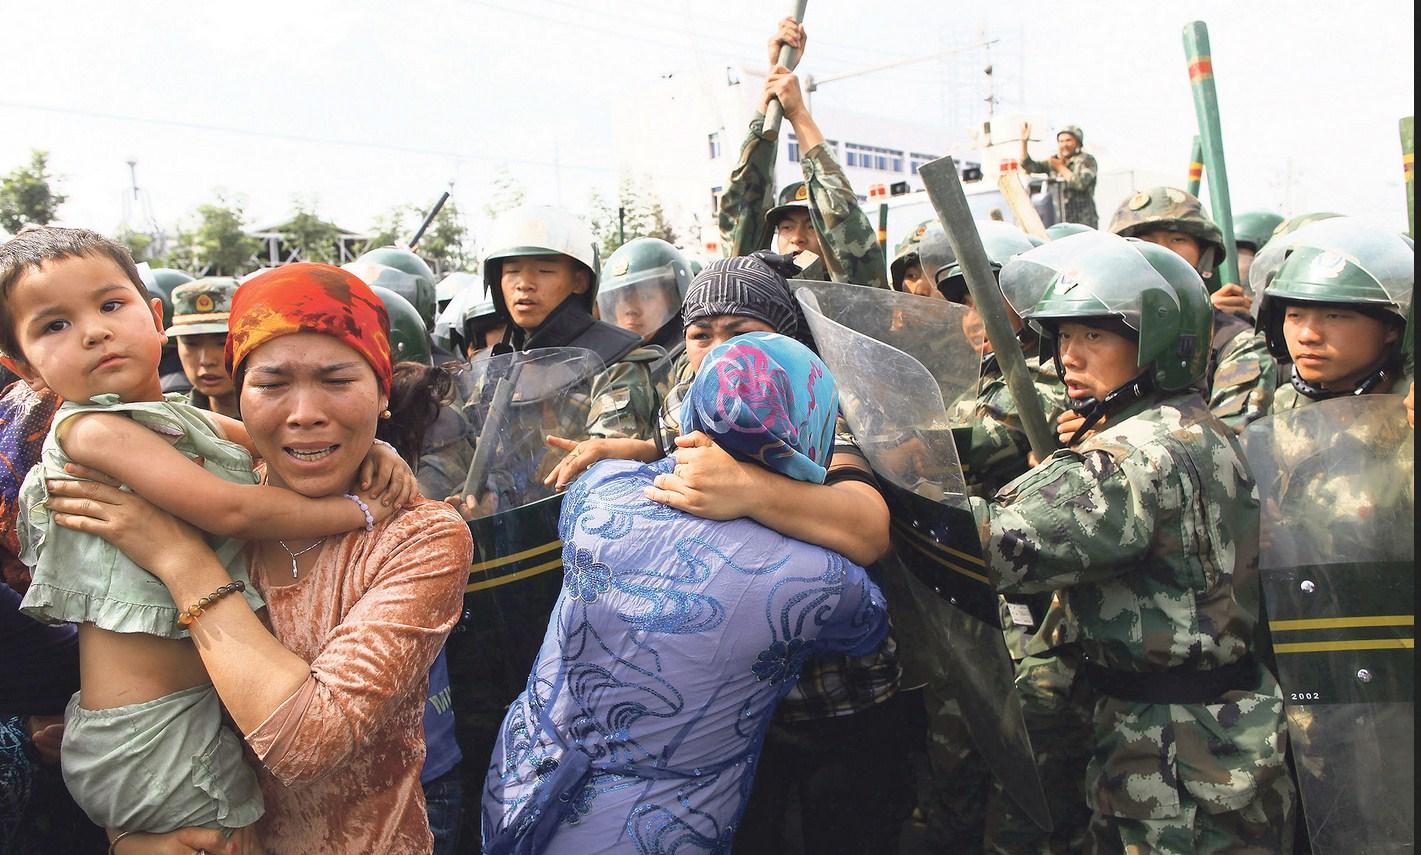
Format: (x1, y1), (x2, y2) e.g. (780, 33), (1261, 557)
(1401, 116), (1414, 238)
(877, 201), (889, 267)
(919, 156), (1054, 460)
(1182, 22), (1241, 289)
(1187, 135), (1204, 197)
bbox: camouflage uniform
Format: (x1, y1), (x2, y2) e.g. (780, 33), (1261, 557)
(974, 393), (1293, 854)
(584, 349), (661, 440)
(718, 113), (890, 289)
(930, 351), (1095, 854)
(1022, 129), (1099, 228)
(1109, 186), (1277, 433)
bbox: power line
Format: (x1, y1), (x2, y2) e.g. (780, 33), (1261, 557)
(0, 99), (688, 181)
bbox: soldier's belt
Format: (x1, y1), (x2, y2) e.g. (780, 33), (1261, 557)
(1081, 653), (1259, 705)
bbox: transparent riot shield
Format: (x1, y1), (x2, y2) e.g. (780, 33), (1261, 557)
(443, 347), (606, 780)
(795, 280), (1052, 832)
(1242, 395), (1414, 855)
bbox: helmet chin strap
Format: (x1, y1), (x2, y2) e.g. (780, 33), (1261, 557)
(1289, 355), (1401, 401)
(1063, 371), (1155, 446)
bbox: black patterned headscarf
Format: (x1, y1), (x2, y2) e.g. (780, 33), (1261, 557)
(681, 252), (811, 346)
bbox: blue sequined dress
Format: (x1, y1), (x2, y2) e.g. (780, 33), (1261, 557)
(481, 456), (888, 855)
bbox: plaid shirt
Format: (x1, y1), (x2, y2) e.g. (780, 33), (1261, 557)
(777, 630), (901, 721)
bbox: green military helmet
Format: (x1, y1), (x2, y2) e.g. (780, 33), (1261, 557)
(137, 265), (196, 330)
(688, 257), (705, 276)
(1107, 186), (1225, 271)
(165, 277), (238, 337)
(1253, 217), (1414, 361)
(764, 181), (811, 229)
(1058, 125), (1085, 147)
(919, 220), (1036, 302)
(1045, 222), (1093, 241)
(436, 271), (479, 314)
(1232, 210), (1285, 252)
(346, 247), (437, 330)
(890, 219), (935, 290)
(597, 237), (692, 342)
(1025, 232), (1046, 247)
(481, 204), (601, 320)
(370, 285), (433, 365)
(1269, 211), (1343, 242)
(1025, 231), (1211, 392)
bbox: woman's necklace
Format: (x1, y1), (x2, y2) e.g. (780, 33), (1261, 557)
(277, 537), (328, 578)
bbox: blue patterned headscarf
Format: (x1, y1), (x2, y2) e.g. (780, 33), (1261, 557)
(680, 332), (838, 484)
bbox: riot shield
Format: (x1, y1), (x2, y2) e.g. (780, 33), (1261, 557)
(795, 280), (1052, 831)
(442, 347), (605, 781)
(1242, 395), (1415, 855)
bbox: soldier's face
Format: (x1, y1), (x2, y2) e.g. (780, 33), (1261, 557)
(685, 315), (778, 373)
(1283, 304), (1399, 390)
(611, 282), (676, 342)
(1056, 133), (1079, 157)
(176, 332), (235, 399)
(1236, 246), (1256, 285)
(775, 211), (822, 257)
(1135, 229), (1204, 270)
(1056, 321), (1141, 401)
(500, 255), (589, 331)
(899, 262), (938, 298)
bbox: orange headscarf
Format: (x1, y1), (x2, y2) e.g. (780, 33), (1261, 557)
(225, 263), (393, 395)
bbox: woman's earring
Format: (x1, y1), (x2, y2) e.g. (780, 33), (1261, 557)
(381, 409), (392, 420)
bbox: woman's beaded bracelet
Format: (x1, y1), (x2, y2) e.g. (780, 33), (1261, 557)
(345, 493), (375, 532)
(177, 580), (246, 627)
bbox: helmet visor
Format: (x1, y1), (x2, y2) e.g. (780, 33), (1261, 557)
(1024, 231), (1176, 335)
(597, 265), (683, 341)
(1251, 217), (1414, 316)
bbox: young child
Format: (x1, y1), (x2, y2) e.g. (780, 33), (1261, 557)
(0, 228), (413, 839)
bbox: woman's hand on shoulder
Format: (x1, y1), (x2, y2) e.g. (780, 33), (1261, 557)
(643, 432), (759, 520)
(357, 440), (421, 510)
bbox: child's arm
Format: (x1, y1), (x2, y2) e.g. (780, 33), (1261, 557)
(61, 413), (385, 540)
(207, 413), (255, 456)
(208, 412), (418, 507)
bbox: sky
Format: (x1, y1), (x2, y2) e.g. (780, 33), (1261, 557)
(2, 0), (1414, 250)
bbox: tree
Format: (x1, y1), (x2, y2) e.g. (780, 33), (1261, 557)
(281, 198), (342, 265)
(0, 150), (67, 234)
(363, 206), (412, 252)
(416, 199), (472, 275)
(115, 227), (154, 262)
(584, 189), (620, 259)
(166, 196), (261, 276)
(482, 166), (525, 221)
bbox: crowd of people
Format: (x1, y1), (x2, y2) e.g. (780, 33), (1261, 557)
(1, 15), (1413, 855)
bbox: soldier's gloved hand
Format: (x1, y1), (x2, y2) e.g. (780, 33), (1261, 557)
(1210, 282), (1253, 317)
(445, 491), (497, 522)
(357, 440), (421, 508)
(644, 432), (758, 520)
(766, 16), (805, 68)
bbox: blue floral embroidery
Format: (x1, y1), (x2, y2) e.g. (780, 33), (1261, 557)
(751, 637), (809, 684)
(566, 547), (612, 604)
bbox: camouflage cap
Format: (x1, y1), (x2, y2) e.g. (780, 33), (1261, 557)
(890, 219), (934, 288)
(1057, 125), (1084, 146)
(1107, 186), (1225, 264)
(166, 277), (238, 337)
(764, 181), (811, 229)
